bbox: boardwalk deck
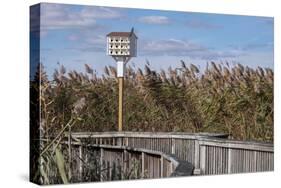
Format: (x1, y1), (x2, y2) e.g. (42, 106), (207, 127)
(70, 132), (273, 175)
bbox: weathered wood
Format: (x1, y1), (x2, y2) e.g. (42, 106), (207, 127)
(54, 131), (273, 179)
(117, 137), (122, 146)
(228, 148), (232, 173)
(160, 156), (164, 178)
(71, 132), (228, 139)
(141, 152), (145, 178)
(171, 138), (175, 154)
(68, 126), (72, 179)
(78, 145), (83, 179)
(198, 138), (273, 152)
(118, 77), (124, 132)
(200, 145), (206, 175)
(100, 148), (104, 181)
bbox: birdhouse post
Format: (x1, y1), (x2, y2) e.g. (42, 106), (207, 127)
(106, 28), (137, 131)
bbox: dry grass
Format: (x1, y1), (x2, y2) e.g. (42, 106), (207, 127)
(38, 61), (273, 142)
(30, 60), (273, 184)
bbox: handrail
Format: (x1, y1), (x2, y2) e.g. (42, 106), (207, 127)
(70, 132), (273, 152)
(197, 136), (273, 152)
(71, 131), (229, 139)
(69, 131), (273, 175)
(68, 141), (193, 177)
(43, 131), (273, 178)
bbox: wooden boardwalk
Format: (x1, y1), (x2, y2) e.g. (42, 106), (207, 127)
(70, 132), (273, 177)
(67, 143), (193, 181)
(46, 132), (273, 182)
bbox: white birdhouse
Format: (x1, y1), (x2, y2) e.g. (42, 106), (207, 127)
(106, 28), (137, 57)
(106, 28), (137, 77)
(106, 28), (138, 131)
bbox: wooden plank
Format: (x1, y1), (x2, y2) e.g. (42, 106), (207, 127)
(200, 145), (206, 175)
(160, 156), (164, 178)
(141, 152), (145, 178)
(68, 126), (72, 179)
(100, 148), (104, 181)
(198, 140), (273, 152)
(172, 138), (175, 154)
(56, 131), (274, 179)
(79, 145), (83, 178)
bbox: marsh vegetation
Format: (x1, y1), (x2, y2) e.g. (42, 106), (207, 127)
(30, 60), (273, 184)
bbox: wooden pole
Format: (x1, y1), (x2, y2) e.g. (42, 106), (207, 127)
(68, 126), (72, 179)
(118, 77), (124, 131)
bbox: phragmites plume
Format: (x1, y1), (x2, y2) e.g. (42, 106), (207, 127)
(144, 65), (151, 75)
(53, 69), (59, 82)
(72, 97), (86, 115)
(85, 64), (93, 74)
(223, 67), (230, 78)
(60, 65), (66, 75)
(190, 64), (199, 73)
(108, 66), (117, 78)
(68, 71), (76, 80)
(40, 60), (273, 142)
(181, 60), (187, 69)
(211, 61), (220, 74)
(127, 65), (134, 78)
(104, 66), (110, 76)
(258, 66), (265, 77)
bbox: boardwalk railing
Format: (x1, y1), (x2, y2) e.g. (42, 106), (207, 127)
(58, 141), (193, 182)
(198, 137), (273, 174)
(71, 132), (274, 175)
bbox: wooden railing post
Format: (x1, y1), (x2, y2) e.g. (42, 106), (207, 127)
(123, 149), (128, 176)
(99, 138), (102, 145)
(253, 151), (257, 171)
(227, 148), (232, 173)
(171, 138), (175, 154)
(194, 139), (200, 175)
(68, 127), (72, 179)
(79, 145), (83, 179)
(160, 156), (164, 178)
(125, 137), (129, 147)
(170, 161), (173, 175)
(117, 137), (122, 146)
(193, 138), (201, 175)
(112, 138), (116, 146)
(200, 145), (206, 175)
(100, 148), (104, 181)
(141, 152), (145, 178)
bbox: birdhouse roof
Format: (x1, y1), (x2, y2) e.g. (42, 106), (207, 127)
(107, 31), (138, 39)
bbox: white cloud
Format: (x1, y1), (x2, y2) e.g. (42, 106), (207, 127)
(67, 34), (79, 41)
(80, 7), (122, 19)
(86, 34), (106, 45)
(235, 51), (274, 69)
(138, 38), (243, 60)
(138, 16), (171, 24)
(185, 20), (221, 29)
(66, 34), (107, 53)
(140, 39), (204, 54)
(40, 3), (122, 30)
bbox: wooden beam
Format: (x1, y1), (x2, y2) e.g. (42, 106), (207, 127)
(160, 156), (164, 178)
(68, 126), (72, 179)
(118, 77), (124, 132)
(79, 145), (83, 179)
(194, 139), (200, 175)
(171, 138), (175, 154)
(141, 152), (145, 178)
(100, 148), (104, 181)
(200, 145), (206, 175)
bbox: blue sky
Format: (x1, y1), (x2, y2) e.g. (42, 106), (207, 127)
(37, 3), (274, 78)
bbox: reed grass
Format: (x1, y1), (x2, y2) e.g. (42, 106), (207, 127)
(39, 61), (273, 142)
